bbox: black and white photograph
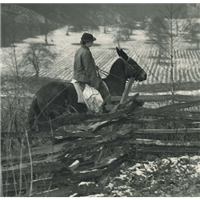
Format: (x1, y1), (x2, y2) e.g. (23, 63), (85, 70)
(1, 1), (200, 197)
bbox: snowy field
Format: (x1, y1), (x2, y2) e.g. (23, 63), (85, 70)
(1, 25), (200, 197)
(1, 26), (200, 97)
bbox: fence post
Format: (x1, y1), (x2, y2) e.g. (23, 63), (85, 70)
(111, 77), (135, 130)
(111, 77), (135, 113)
(120, 77), (135, 104)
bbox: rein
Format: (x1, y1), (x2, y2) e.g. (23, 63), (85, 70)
(97, 67), (126, 81)
(97, 57), (135, 81)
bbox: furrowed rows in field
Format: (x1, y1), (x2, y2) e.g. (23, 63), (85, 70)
(92, 48), (118, 75)
(1, 48), (199, 84)
(143, 48), (200, 84)
(38, 47), (76, 80)
(194, 67), (200, 81)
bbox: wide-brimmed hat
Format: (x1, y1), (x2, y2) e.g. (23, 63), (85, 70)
(81, 33), (96, 42)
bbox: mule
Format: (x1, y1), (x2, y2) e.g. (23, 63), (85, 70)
(28, 47), (147, 129)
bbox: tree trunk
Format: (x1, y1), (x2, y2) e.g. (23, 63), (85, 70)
(176, 20), (178, 36)
(34, 64), (39, 77)
(104, 26), (107, 33)
(66, 25), (70, 35)
(45, 16), (48, 45)
(35, 71), (39, 77)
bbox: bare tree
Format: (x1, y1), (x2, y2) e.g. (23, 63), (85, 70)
(147, 16), (169, 61)
(112, 22), (136, 48)
(185, 18), (200, 50)
(112, 28), (125, 48)
(144, 4), (187, 96)
(23, 43), (57, 77)
(34, 4), (56, 44)
(1, 46), (31, 133)
(119, 22), (136, 40)
(188, 22), (200, 49)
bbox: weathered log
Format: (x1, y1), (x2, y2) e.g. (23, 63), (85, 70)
(136, 146), (200, 153)
(68, 156), (128, 184)
(1, 130), (95, 139)
(112, 94), (200, 102)
(133, 128), (200, 134)
(2, 126), (200, 164)
(34, 94), (143, 132)
(128, 138), (200, 147)
(2, 136), (199, 196)
(2, 126), (131, 180)
(85, 93), (141, 132)
(153, 100), (200, 112)
(32, 187), (73, 197)
(123, 118), (200, 127)
(2, 161), (70, 179)
(120, 77), (135, 103)
(1, 127), (132, 164)
(2, 94), (200, 197)
(60, 127), (132, 153)
(1, 141), (69, 162)
(130, 100), (200, 119)
(31, 157), (126, 198)
(32, 99), (199, 133)
(2, 115), (199, 140)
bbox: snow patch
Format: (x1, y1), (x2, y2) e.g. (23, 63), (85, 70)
(108, 158), (117, 164)
(69, 160), (79, 169)
(70, 193), (78, 197)
(78, 182), (95, 186)
(130, 89), (200, 96)
(79, 169), (98, 173)
(88, 193), (105, 197)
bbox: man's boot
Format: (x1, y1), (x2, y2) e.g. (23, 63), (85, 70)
(98, 81), (115, 112)
(104, 95), (116, 112)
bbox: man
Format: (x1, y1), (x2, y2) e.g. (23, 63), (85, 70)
(73, 33), (111, 106)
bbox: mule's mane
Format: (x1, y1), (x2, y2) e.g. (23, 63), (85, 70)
(102, 58), (126, 81)
(102, 58), (127, 96)
(110, 58), (125, 72)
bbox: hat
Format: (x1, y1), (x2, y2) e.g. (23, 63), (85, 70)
(81, 33), (96, 42)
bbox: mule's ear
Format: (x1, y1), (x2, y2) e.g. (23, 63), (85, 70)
(120, 49), (128, 61)
(116, 47), (121, 57)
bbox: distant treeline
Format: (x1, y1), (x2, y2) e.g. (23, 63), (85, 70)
(18, 3), (189, 23)
(1, 3), (194, 47)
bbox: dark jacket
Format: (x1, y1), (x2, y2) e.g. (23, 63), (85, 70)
(73, 45), (101, 90)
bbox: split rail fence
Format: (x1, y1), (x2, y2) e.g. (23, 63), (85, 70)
(1, 79), (200, 196)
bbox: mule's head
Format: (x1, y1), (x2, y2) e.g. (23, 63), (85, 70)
(116, 47), (147, 82)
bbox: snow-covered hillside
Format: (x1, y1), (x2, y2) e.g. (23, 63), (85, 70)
(1, 25), (200, 96)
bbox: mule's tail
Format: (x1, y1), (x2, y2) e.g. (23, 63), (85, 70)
(28, 96), (40, 131)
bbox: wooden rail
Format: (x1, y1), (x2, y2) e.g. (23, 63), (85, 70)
(111, 94), (200, 102)
(1, 86), (200, 196)
(134, 128), (200, 134)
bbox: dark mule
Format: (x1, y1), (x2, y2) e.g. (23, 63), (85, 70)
(28, 47), (147, 129)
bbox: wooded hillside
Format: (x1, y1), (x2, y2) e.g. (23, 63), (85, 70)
(1, 3), (189, 47)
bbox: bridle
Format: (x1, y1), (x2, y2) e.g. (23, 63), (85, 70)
(120, 56), (143, 80)
(120, 56), (136, 76)
(97, 57), (141, 81)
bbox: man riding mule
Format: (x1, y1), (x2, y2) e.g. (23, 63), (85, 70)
(73, 33), (111, 110)
(28, 43), (147, 130)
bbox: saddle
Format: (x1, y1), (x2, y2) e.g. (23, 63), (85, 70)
(71, 79), (104, 113)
